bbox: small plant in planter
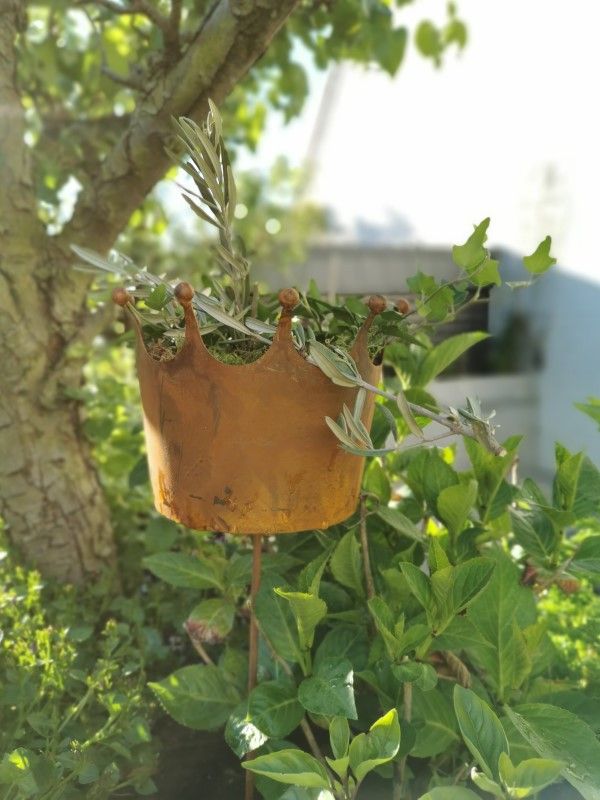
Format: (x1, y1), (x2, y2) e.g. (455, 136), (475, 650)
(74, 104), (600, 800)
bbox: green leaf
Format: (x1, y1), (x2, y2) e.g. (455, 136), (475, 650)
(419, 789), (480, 800)
(143, 552), (224, 590)
(274, 589), (327, 650)
(464, 549), (535, 701)
(149, 665), (240, 730)
(224, 703), (267, 758)
(368, 596), (403, 659)
(523, 236), (556, 274)
(330, 530), (364, 596)
(348, 708), (401, 783)
(364, 459), (391, 504)
(298, 658), (357, 720)
(314, 625), (369, 672)
(471, 770), (505, 797)
(453, 685), (509, 781)
(506, 703), (600, 800)
(187, 598), (235, 642)
(392, 661), (437, 691)
(553, 444), (584, 511)
(498, 752), (564, 798)
(242, 749), (331, 789)
(510, 508), (558, 563)
(471, 256), (501, 287)
(407, 449), (459, 512)
(575, 397), (600, 430)
(248, 680), (304, 739)
(411, 686), (461, 758)
(330, 717), (350, 759)
(377, 507), (424, 541)
(399, 562), (433, 615)
(570, 535), (600, 576)
(452, 218), (490, 270)
(420, 332), (490, 385)
(437, 480), (478, 537)
(255, 576), (303, 665)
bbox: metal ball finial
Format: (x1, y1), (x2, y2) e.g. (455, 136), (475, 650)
(367, 295), (387, 315)
(278, 287), (300, 311)
(395, 297), (410, 315)
(112, 287), (132, 307)
(175, 282), (194, 305)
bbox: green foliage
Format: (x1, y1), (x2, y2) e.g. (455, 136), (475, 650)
(0, 544), (165, 799)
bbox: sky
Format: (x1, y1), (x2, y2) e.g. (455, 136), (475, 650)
(242, 0), (600, 283)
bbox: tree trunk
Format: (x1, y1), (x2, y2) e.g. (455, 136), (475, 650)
(0, 0), (299, 582)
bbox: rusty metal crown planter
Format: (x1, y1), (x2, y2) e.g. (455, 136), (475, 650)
(114, 283), (383, 535)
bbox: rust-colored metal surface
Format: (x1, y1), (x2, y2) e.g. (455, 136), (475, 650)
(118, 285), (382, 534)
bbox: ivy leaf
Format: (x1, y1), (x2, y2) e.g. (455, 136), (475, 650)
(143, 552), (224, 590)
(523, 236), (556, 274)
(298, 658), (357, 720)
(241, 749), (331, 790)
(149, 665), (240, 730)
(453, 685), (508, 781)
(452, 218), (490, 271)
(506, 703), (600, 799)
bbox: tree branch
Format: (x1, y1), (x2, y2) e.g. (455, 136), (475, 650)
(59, 0), (299, 257)
(0, 1), (41, 235)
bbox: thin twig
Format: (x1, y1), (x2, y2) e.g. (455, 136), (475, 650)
(359, 496), (375, 601)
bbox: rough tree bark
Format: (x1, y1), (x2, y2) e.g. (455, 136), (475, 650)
(0, 0), (299, 582)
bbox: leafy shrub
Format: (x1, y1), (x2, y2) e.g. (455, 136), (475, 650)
(143, 334), (600, 799)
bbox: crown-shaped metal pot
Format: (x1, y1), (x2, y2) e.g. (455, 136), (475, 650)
(114, 283), (383, 534)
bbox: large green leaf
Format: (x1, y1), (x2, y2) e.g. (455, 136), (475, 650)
(411, 685), (461, 758)
(464, 549), (536, 701)
(330, 530), (364, 596)
(255, 576), (303, 665)
(149, 665), (240, 730)
(437, 480), (478, 538)
(377, 506), (424, 542)
(452, 218), (490, 270)
(247, 680), (304, 739)
(298, 658), (357, 719)
(419, 332), (489, 385)
(431, 557), (495, 625)
(406, 449), (459, 512)
(453, 685), (508, 781)
(510, 508), (558, 563)
(314, 626), (369, 672)
(274, 589), (327, 650)
(224, 702), (268, 758)
(348, 708), (401, 783)
(242, 749), (331, 789)
(143, 552), (224, 590)
(506, 703), (600, 800)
